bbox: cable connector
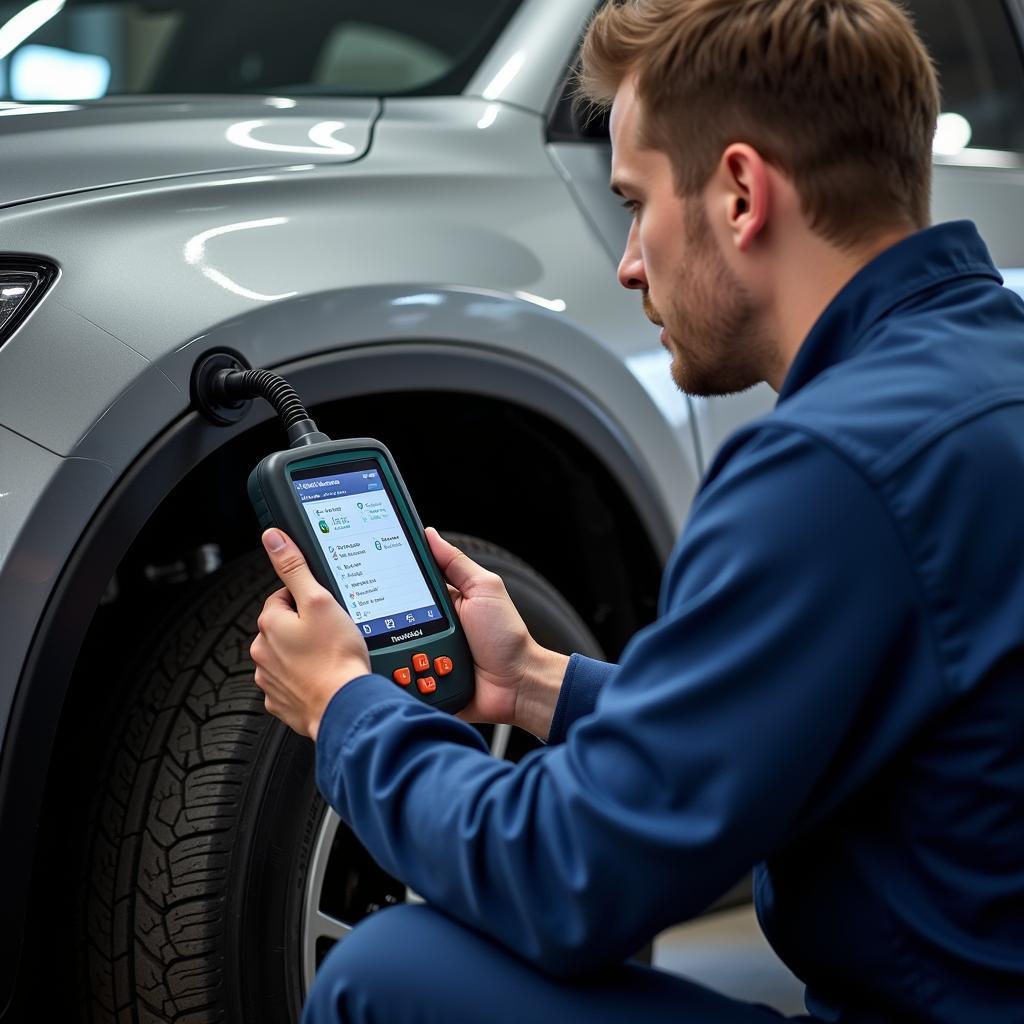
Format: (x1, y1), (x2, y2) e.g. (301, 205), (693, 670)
(192, 352), (330, 448)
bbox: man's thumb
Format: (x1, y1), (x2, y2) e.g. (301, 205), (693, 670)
(426, 527), (484, 592)
(262, 529), (322, 608)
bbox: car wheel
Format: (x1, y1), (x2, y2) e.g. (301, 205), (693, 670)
(80, 533), (603, 1023)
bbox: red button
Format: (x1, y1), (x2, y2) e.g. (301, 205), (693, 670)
(417, 675), (437, 694)
(412, 652), (431, 673)
(392, 668), (412, 686)
(433, 656), (453, 677)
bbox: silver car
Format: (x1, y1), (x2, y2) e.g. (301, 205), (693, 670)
(2, 0), (1023, 1020)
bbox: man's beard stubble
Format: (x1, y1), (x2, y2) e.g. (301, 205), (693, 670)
(645, 204), (771, 399)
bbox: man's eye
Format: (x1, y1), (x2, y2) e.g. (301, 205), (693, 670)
(622, 200), (640, 215)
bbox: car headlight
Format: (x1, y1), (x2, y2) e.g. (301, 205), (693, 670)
(0, 257), (58, 349)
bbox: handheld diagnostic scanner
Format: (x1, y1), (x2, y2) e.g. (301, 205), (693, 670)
(192, 355), (474, 714)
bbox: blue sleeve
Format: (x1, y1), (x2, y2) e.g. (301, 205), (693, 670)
(314, 427), (937, 976)
(546, 654), (616, 745)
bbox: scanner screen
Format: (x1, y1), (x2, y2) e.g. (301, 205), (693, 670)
(290, 459), (449, 650)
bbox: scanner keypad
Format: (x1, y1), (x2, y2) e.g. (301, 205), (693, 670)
(392, 651), (454, 695)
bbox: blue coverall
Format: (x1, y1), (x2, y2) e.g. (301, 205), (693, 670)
(303, 221), (1024, 1023)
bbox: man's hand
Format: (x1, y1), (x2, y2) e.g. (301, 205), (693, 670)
(426, 529), (568, 739)
(250, 528), (371, 742)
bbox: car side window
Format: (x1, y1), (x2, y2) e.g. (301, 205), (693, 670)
(312, 23), (449, 93)
(908, 0), (1024, 155)
(548, 63), (610, 144)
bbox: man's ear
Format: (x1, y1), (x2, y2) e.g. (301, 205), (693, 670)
(716, 143), (769, 252)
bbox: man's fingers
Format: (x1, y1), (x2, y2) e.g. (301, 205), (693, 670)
(251, 636), (265, 667)
(426, 527), (493, 594)
(262, 529), (327, 612)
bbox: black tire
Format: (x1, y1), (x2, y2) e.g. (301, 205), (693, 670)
(80, 534), (603, 1023)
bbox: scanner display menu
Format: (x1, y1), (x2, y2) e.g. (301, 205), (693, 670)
(291, 461), (446, 644)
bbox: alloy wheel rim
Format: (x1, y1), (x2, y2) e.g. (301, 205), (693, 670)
(300, 723), (514, 993)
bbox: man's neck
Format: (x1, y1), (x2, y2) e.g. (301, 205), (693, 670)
(766, 225), (914, 390)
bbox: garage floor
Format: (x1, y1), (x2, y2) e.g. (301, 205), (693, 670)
(653, 905), (807, 1015)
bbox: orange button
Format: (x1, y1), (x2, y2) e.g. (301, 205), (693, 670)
(433, 656), (453, 677)
(417, 675), (437, 694)
(412, 653), (431, 673)
(392, 668), (412, 686)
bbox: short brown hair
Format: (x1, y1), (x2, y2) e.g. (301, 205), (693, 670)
(579, 0), (940, 249)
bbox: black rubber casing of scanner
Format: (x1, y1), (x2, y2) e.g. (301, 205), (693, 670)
(247, 437), (473, 714)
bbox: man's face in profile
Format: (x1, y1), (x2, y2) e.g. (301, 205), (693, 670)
(609, 79), (767, 397)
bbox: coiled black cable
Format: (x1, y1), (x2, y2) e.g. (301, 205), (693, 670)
(218, 368), (310, 431)
(209, 366), (329, 448)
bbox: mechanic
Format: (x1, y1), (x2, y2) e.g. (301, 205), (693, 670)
(248, 0), (1024, 1020)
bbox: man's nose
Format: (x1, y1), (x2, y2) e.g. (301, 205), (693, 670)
(617, 224), (647, 291)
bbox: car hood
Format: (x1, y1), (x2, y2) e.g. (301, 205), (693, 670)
(0, 95), (379, 209)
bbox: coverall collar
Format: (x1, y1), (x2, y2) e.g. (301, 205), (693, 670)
(778, 220), (1002, 401)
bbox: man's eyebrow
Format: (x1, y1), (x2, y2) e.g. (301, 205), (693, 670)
(610, 179), (626, 197)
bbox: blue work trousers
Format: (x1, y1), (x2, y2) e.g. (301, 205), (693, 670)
(302, 905), (816, 1024)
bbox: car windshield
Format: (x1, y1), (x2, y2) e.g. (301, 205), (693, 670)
(0, 0), (524, 102)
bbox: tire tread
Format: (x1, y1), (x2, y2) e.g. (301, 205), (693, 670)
(83, 554), (276, 1024)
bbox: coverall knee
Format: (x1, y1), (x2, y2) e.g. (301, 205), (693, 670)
(301, 903), (813, 1024)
